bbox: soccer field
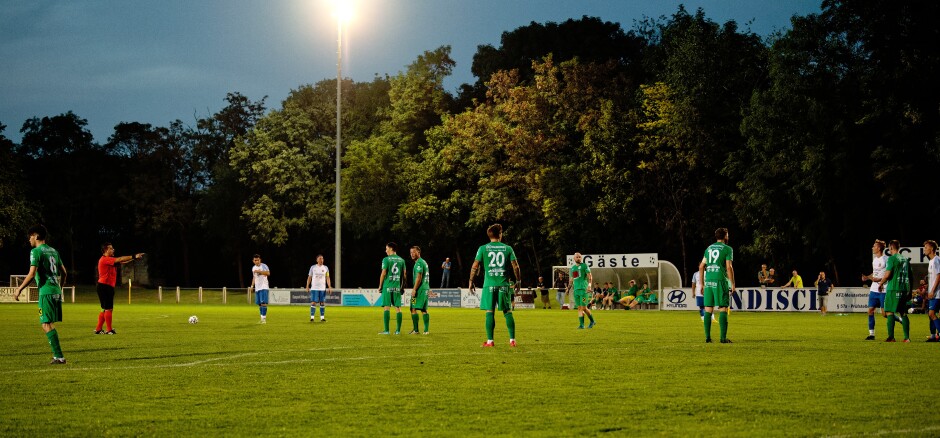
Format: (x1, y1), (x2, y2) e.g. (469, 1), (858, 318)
(1, 303), (937, 437)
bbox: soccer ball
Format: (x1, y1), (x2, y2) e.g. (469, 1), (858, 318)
(188, 315), (199, 324)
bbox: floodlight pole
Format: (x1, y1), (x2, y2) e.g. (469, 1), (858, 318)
(335, 17), (343, 289)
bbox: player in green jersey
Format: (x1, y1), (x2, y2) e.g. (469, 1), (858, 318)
(469, 224), (522, 347)
(568, 252), (596, 328)
(378, 242), (408, 335)
(409, 246), (432, 335)
(14, 225), (68, 364)
(878, 240), (912, 342)
(697, 227), (736, 343)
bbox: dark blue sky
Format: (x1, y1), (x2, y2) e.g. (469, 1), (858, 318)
(0, 0), (821, 143)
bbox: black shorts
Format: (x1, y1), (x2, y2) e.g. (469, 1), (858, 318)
(96, 283), (115, 310)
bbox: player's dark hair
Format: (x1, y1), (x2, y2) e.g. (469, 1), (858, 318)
(487, 223), (502, 239)
(317, 254), (324, 259)
(253, 254), (261, 259)
(888, 240), (900, 250)
(101, 242), (112, 254)
(874, 239), (885, 250)
(27, 224), (47, 240)
(715, 227), (728, 240)
(386, 242), (397, 251)
(411, 245), (421, 254)
(924, 240), (938, 251)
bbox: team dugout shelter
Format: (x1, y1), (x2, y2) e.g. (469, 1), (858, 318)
(553, 253), (682, 309)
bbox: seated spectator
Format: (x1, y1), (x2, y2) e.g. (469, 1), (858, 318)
(758, 264), (772, 287)
(602, 282), (620, 310)
(619, 280), (639, 310)
(636, 282), (656, 306)
(591, 282), (604, 309)
(782, 269), (803, 288)
(912, 280), (928, 315)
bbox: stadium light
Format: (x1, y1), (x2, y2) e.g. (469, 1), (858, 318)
(333, 1), (353, 288)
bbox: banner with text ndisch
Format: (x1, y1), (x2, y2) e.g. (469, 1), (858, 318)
(661, 287), (872, 312)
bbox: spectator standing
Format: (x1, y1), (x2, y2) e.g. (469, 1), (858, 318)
(758, 264), (772, 287)
(766, 268), (777, 286)
(554, 272), (567, 309)
(440, 257), (451, 288)
(782, 270), (803, 288)
(815, 271), (833, 315)
(537, 276), (550, 309)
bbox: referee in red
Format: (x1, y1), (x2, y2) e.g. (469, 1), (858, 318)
(95, 243), (143, 335)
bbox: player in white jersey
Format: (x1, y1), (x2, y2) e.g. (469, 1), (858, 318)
(251, 254), (271, 323)
(860, 240), (887, 340)
(691, 271), (715, 322)
(924, 240), (940, 342)
(305, 255), (333, 322)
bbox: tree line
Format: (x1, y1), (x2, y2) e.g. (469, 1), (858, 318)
(1, 1), (937, 289)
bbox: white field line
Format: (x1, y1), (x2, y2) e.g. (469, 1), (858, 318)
(3, 344), (481, 374)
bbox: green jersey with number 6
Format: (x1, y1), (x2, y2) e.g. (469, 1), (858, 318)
(30, 244), (64, 296)
(474, 242), (517, 288)
(381, 254), (407, 291)
(703, 242), (733, 282)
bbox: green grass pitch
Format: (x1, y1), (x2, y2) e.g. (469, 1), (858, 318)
(1, 300), (938, 436)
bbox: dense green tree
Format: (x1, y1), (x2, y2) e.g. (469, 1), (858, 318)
(0, 123), (35, 249)
(461, 16), (646, 106)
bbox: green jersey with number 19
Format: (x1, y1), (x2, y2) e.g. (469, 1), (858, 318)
(474, 242), (517, 288)
(703, 242), (733, 282)
(30, 244), (64, 296)
(381, 255), (407, 291)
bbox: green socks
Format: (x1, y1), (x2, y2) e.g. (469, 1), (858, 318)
(579, 316), (585, 327)
(383, 310), (390, 332)
(396, 312), (403, 332)
(411, 313), (419, 331)
(887, 314), (896, 339)
(46, 329), (63, 358)
(719, 311), (728, 341)
(423, 313), (430, 332)
(504, 312), (516, 339)
(485, 312), (495, 340)
(901, 314), (910, 340)
(704, 312), (713, 339)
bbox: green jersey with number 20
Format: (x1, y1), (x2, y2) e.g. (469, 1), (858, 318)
(475, 242), (517, 288)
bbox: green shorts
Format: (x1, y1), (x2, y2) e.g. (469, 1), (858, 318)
(884, 290), (909, 314)
(39, 294), (63, 324)
(381, 288), (402, 308)
(410, 288), (429, 312)
(574, 290), (591, 307)
(480, 286), (513, 312)
(703, 277), (730, 308)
